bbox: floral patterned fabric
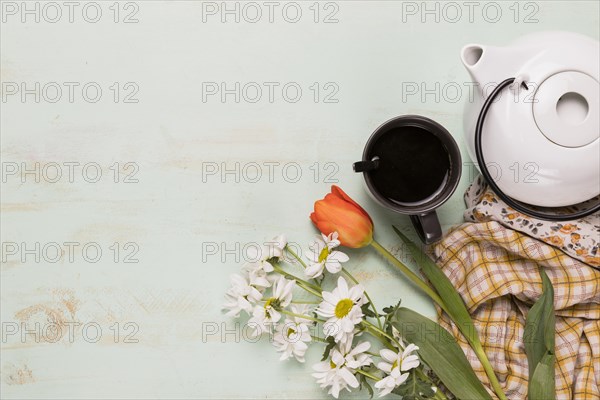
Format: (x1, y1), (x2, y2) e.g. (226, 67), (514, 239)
(463, 175), (600, 268)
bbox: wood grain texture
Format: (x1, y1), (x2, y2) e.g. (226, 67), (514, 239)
(1, 1), (598, 398)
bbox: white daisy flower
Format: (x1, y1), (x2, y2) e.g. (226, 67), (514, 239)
(273, 306), (313, 363)
(316, 276), (365, 344)
(241, 262), (271, 289)
(342, 340), (373, 370)
(374, 372), (407, 398)
(222, 273), (263, 317)
(305, 232), (349, 279)
(246, 234), (287, 273)
(271, 275), (295, 307)
(247, 276), (295, 336)
(312, 341), (373, 398)
(374, 344), (421, 397)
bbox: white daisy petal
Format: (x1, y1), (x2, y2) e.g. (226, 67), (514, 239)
(329, 251), (349, 262)
(380, 349), (398, 363)
(396, 372), (409, 386)
(350, 341), (371, 355)
(338, 367), (359, 388)
(375, 344), (422, 397)
(305, 262), (325, 279)
(312, 340), (373, 397)
(313, 361), (331, 372)
(400, 355), (420, 371)
(378, 362), (393, 374)
(316, 277), (365, 344)
(324, 260), (343, 274)
(337, 277), (349, 296)
(403, 343), (419, 356)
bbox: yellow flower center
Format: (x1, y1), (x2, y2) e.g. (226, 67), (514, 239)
(264, 297), (275, 309)
(264, 297), (280, 318)
(318, 246), (330, 263)
(334, 298), (354, 318)
(287, 327), (296, 337)
(392, 360), (398, 370)
(330, 360), (337, 369)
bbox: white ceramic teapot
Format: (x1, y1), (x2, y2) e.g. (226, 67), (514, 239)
(461, 31), (599, 219)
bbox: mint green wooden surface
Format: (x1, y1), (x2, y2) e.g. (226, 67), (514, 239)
(1, 1), (598, 398)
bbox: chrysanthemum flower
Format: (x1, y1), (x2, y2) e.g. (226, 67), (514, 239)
(272, 305), (313, 363)
(374, 344), (420, 397)
(312, 341), (373, 398)
(222, 273), (263, 317)
(247, 276), (295, 336)
(245, 234), (287, 273)
(316, 276), (365, 345)
(305, 232), (349, 279)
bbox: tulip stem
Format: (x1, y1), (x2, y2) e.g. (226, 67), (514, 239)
(341, 268), (383, 330)
(472, 338), (507, 400)
(370, 239), (446, 310)
(371, 240), (507, 400)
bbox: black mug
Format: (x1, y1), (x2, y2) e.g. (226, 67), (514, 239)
(354, 115), (462, 244)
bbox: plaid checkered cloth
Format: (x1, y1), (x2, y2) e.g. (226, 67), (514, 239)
(432, 221), (600, 399)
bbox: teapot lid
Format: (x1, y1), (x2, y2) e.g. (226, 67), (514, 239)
(533, 71), (599, 147)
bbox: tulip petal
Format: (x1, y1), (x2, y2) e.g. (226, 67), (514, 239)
(313, 199), (373, 248)
(331, 185), (373, 224)
(311, 191), (374, 248)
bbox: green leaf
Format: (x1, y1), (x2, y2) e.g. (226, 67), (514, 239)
(393, 226), (507, 400)
(382, 300), (402, 316)
(382, 300), (402, 334)
(392, 370), (436, 399)
(391, 308), (493, 400)
(361, 302), (377, 318)
(524, 269), (556, 399)
(393, 227), (476, 340)
(529, 353), (556, 400)
(321, 336), (336, 361)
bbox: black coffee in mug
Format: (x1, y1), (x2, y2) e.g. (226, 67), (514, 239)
(354, 115), (461, 244)
(368, 126), (451, 205)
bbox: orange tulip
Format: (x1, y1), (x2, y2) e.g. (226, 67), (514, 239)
(310, 185), (374, 248)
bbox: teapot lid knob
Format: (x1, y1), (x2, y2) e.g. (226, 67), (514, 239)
(533, 71), (599, 148)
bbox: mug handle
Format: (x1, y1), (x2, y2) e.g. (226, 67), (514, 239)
(409, 212), (442, 244)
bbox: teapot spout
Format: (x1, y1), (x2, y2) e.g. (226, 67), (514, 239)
(461, 45), (485, 69)
(461, 43), (531, 89)
(461, 44), (492, 86)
